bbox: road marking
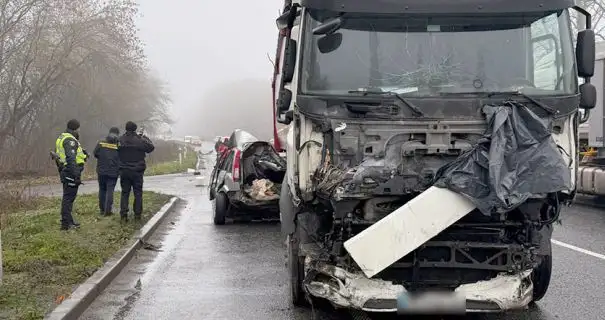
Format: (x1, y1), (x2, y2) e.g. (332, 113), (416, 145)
(552, 239), (605, 260)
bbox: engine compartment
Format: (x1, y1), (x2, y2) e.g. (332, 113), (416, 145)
(297, 117), (558, 291)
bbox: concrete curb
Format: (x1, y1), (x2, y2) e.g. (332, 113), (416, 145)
(44, 196), (179, 320)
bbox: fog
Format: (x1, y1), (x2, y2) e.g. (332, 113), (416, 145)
(136, 0), (283, 139)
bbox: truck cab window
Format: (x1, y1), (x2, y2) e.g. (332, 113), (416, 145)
(530, 13), (565, 91)
(301, 9), (576, 97)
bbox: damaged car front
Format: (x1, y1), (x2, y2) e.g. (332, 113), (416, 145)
(281, 2), (582, 314)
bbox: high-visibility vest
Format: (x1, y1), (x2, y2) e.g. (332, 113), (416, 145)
(55, 132), (87, 165)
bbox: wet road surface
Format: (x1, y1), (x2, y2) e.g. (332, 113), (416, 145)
(33, 163), (605, 319)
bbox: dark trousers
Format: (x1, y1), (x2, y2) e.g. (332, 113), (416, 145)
(98, 174), (118, 214)
(61, 182), (79, 227)
(120, 169), (144, 217)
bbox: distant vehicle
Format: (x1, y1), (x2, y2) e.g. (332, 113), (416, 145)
(208, 129), (286, 225)
(184, 135), (193, 144)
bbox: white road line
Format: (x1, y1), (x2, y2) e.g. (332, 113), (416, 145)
(551, 239), (605, 260)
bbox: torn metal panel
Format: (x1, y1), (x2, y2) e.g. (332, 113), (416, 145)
(304, 260), (534, 313)
(455, 270), (533, 311)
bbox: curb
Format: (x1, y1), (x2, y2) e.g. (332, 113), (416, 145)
(44, 196), (179, 320)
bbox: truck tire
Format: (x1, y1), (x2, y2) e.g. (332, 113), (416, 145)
(532, 251), (552, 302)
(287, 232), (309, 307)
(213, 192), (228, 225)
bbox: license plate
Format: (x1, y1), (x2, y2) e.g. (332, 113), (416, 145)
(396, 291), (466, 315)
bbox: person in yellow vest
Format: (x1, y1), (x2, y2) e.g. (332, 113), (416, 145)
(55, 119), (88, 230)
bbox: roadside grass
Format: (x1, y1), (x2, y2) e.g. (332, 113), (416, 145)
(0, 191), (172, 320)
(144, 149), (198, 176)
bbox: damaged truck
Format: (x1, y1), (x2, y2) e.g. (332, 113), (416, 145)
(209, 129), (286, 224)
(272, 0), (597, 314)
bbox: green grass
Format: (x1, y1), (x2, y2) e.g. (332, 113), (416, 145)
(0, 191), (172, 320)
(145, 150), (198, 176)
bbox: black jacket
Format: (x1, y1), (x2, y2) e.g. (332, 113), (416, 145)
(93, 133), (120, 177)
(118, 132), (155, 172)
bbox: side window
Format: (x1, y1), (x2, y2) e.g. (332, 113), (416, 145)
(223, 151), (235, 172)
(530, 14), (561, 90)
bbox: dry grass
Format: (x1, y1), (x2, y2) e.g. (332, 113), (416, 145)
(0, 191), (172, 320)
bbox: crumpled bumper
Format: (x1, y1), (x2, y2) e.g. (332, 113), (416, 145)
(304, 260), (534, 313)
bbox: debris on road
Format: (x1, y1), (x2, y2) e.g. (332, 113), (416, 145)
(246, 179), (280, 201)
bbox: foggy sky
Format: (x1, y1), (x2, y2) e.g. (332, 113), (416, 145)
(135, 0), (282, 138)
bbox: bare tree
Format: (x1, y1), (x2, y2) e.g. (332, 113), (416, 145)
(0, 0), (172, 177)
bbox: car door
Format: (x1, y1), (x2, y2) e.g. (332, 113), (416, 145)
(208, 151), (230, 200)
(215, 150), (234, 193)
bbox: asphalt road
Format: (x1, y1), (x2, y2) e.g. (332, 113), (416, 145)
(34, 157), (605, 319)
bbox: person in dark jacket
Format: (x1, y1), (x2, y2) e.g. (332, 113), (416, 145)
(93, 127), (120, 216)
(118, 121), (155, 222)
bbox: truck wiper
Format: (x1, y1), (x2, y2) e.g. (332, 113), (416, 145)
(485, 91), (556, 114)
(440, 91), (556, 115)
(347, 89), (425, 117)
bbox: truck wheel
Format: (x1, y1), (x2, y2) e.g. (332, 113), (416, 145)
(213, 192), (228, 225)
(287, 233), (309, 307)
(532, 252), (552, 302)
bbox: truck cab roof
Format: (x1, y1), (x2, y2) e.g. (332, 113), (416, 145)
(298, 0), (574, 13)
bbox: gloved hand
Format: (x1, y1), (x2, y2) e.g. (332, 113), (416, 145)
(83, 149), (90, 160)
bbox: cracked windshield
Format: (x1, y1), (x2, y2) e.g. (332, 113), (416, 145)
(302, 10), (576, 96)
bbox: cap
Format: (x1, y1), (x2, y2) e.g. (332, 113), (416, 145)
(125, 121), (137, 132)
(67, 119), (80, 130)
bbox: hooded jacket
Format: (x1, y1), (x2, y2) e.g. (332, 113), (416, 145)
(94, 132), (120, 177)
(118, 131), (155, 172)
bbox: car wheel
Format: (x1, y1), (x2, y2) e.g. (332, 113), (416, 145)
(532, 251), (552, 302)
(287, 232), (309, 307)
(213, 192), (228, 225)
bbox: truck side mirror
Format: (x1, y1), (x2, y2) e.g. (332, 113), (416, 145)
(580, 82), (597, 109)
(277, 88), (292, 113)
(277, 110), (294, 125)
(282, 38), (297, 83)
(576, 29), (595, 78)
(276, 89), (293, 124)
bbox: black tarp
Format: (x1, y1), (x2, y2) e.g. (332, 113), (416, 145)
(433, 101), (572, 215)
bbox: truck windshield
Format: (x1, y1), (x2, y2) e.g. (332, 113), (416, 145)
(301, 9), (576, 97)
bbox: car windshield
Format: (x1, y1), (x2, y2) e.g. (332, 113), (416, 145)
(301, 9), (576, 97)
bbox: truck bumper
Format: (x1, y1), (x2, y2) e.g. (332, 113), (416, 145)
(304, 260), (533, 313)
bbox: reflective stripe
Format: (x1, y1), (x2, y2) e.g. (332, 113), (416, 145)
(55, 132), (87, 165)
(100, 142), (118, 150)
